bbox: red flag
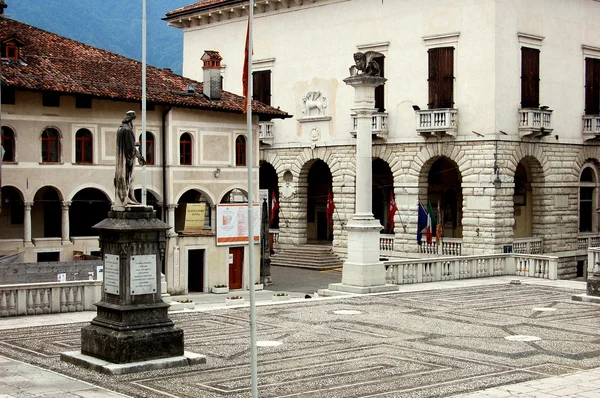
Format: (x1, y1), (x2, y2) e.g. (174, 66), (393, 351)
(388, 191), (397, 231)
(270, 191), (279, 224)
(242, 14), (250, 114)
(326, 189), (335, 223)
(436, 200), (443, 244)
(426, 201), (433, 244)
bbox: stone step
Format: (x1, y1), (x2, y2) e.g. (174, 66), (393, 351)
(271, 245), (343, 270)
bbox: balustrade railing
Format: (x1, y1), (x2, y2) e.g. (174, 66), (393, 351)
(415, 108), (458, 137)
(259, 121), (274, 145)
(518, 108), (553, 138)
(385, 253), (557, 285)
(583, 115), (600, 141)
(350, 112), (389, 139)
(379, 234), (395, 256)
(418, 238), (462, 256)
(578, 234), (600, 250)
(513, 237), (543, 254)
(0, 280), (101, 317)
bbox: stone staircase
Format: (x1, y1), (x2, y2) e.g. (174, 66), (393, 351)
(271, 244), (343, 270)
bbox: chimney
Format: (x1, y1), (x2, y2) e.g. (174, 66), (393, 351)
(0, 1), (7, 16)
(201, 50), (222, 100)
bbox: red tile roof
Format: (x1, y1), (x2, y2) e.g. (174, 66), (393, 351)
(0, 16), (289, 118)
(166, 1), (242, 18)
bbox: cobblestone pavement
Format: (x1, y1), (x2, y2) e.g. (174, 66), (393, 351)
(0, 277), (599, 397)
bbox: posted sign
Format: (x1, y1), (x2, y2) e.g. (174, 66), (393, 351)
(216, 204), (260, 246)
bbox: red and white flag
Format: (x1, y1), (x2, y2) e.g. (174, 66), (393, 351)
(270, 191), (279, 224)
(388, 191), (397, 231)
(326, 189), (335, 223)
(426, 201), (434, 244)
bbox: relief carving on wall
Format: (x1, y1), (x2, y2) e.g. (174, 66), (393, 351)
(301, 91), (328, 118)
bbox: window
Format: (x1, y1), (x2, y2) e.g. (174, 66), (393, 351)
(75, 129), (92, 164)
(585, 57), (600, 115)
(252, 70), (271, 106)
(41, 128), (60, 163)
(428, 47), (454, 109)
(521, 47), (540, 108)
(75, 95), (92, 109)
(235, 135), (246, 166)
(1, 85), (15, 104)
(42, 92), (60, 107)
(579, 167), (597, 233)
(374, 55), (385, 112)
(1, 126), (15, 162)
(139, 132), (155, 165)
(180, 133), (192, 165)
(3, 43), (18, 60)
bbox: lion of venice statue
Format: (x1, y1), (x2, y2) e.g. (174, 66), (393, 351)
(349, 51), (384, 77)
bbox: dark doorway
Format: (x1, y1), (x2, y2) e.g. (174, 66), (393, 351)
(188, 249), (204, 292)
(70, 188), (110, 237)
(373, 158), (394, 233)
(259, 162), (279, 229)
(43, 188), (61, 237)
(229, 247), (244, 290)
(307, 160), (333, 243)
(37, 252), (60, 262)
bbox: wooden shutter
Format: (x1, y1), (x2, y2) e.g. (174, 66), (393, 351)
(428, 47), (454, 109)
(585, 58), (600, 115)
(374, 56), (385, 112)
(521, 47), (540, 108)
(252, 70), (271, 106)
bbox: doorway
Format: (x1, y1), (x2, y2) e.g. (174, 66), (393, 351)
(229, 247), (244, 290)
(188, 249), (204, 292)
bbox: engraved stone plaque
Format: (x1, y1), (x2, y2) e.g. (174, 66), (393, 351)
(130, 254), (157, 295)
(104, 254), (120, 295)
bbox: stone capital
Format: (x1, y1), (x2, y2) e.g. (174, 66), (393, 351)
(24, 201), (34, 210)
(61, 201), (72, 209)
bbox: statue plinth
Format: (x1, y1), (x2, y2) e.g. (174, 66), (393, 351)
(587, 265), (600, 297)
(62, 207), (205, 373)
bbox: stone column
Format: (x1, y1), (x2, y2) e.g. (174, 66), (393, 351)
(23, 201), (33, 246)
(61, 201), (71, 245)
(327, 74), (397, 295)
(167, 204), (178, 236)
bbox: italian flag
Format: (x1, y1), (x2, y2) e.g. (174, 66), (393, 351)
(426, 201), (436, 245)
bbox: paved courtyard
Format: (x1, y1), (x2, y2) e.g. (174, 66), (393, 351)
(0, 278), (599, 397)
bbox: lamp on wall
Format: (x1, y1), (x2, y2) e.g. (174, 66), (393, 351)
(214, 168), (220, 178)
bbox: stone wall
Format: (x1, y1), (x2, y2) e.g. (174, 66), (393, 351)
(0, 260), (101, 284)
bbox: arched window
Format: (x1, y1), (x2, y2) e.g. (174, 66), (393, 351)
(41, 128), (60, 163)
(75, 129), (93, 164)
(580, 167), (598, 233)
(138, 132), (155, 165)
(180, 133), (192, 165)
(235, 135), (246, 166)
(1, 126), (15, 162)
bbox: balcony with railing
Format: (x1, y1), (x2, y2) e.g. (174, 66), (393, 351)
(513, 237), (544, 254)
(418, 238), (462, 256)
(583, 115), (600, 142)
(350, 113), (389, 140)
(518, 108), (553, 138)
(415, 108), (458, 138)
(259, 121), (274, 145)
(578, 233), (600, 250)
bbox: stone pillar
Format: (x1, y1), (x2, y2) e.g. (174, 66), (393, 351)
(327, 74), (397, 295)
(61, 201), (71, 245)
(167, 204), (177, 236)
(23, 201), (33, 246)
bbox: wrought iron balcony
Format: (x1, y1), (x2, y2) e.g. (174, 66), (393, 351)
(350, 112), (389, 140)
(415, 108), (458, 138)
(518, 108), (553, 138)
(258, 121), (274, 145)
(583, 115), (600, 142)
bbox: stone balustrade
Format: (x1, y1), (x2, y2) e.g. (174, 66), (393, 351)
(259, 121), (274, 145)
(350, 112), (389, 139)
(418, 238), (462, 256)
(0, 280), (101, 317)
(583, 115), (600, 141)
(578, 234), (600, 250)
(385, 253), (558, 285)
(518, 108), (553, 138)
(379, 234), (395, 256)
(513, 237), (544, 254)
(415, 108), (458, 137)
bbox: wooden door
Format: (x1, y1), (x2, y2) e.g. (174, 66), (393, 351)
(229, 247), (244, 290)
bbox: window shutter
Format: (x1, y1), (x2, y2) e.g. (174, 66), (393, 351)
(439, 47), (454, 108)
(374, 56), (385, 112)
(428, 48), (439, 109)
(585, 58), (600, 115)
(252, 70), (271, 106)
(521, 47), (540, 108)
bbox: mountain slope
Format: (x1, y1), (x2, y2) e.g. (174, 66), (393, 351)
(5, 0), (190, 74)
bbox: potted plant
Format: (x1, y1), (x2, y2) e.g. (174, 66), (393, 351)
(177, 299), (195, 310)
(255, 282), (264, 291)
(212, 284), (229, 294)
(225, 295), (245, 306)
(272, 292), (290, 302)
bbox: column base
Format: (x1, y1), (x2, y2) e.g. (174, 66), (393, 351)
(327, 282), (398, 295)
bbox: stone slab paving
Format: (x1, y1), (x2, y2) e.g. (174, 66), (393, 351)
(0, 280), (598, 397)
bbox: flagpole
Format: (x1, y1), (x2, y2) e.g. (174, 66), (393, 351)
(141, 0), (147, 206)
(246, 1), (258, 397)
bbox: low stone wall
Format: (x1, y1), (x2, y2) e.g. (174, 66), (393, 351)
(0, 260), (102, 284)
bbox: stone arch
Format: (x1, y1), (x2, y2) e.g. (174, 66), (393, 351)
(512, 156), (544, 239)
(32, 186), (64, 238)
(259, 150), (286, 176)
(175, 188), (215, 232)
(69, 187), (112, 237)
(173, 186), (216, 206)
(0, 185), (25, 238)
(219, 187), (248, 203)
(66, 183), (112, 203)
(507, 144), (549, 180)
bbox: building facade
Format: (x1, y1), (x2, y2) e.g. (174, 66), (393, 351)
(166, 0), (600, 278)
(0, 12), (289, 294)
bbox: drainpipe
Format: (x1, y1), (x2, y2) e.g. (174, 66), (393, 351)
(162, 106), (171, 221)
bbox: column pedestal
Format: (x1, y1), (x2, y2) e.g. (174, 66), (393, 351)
(61, 206), (205, 374)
